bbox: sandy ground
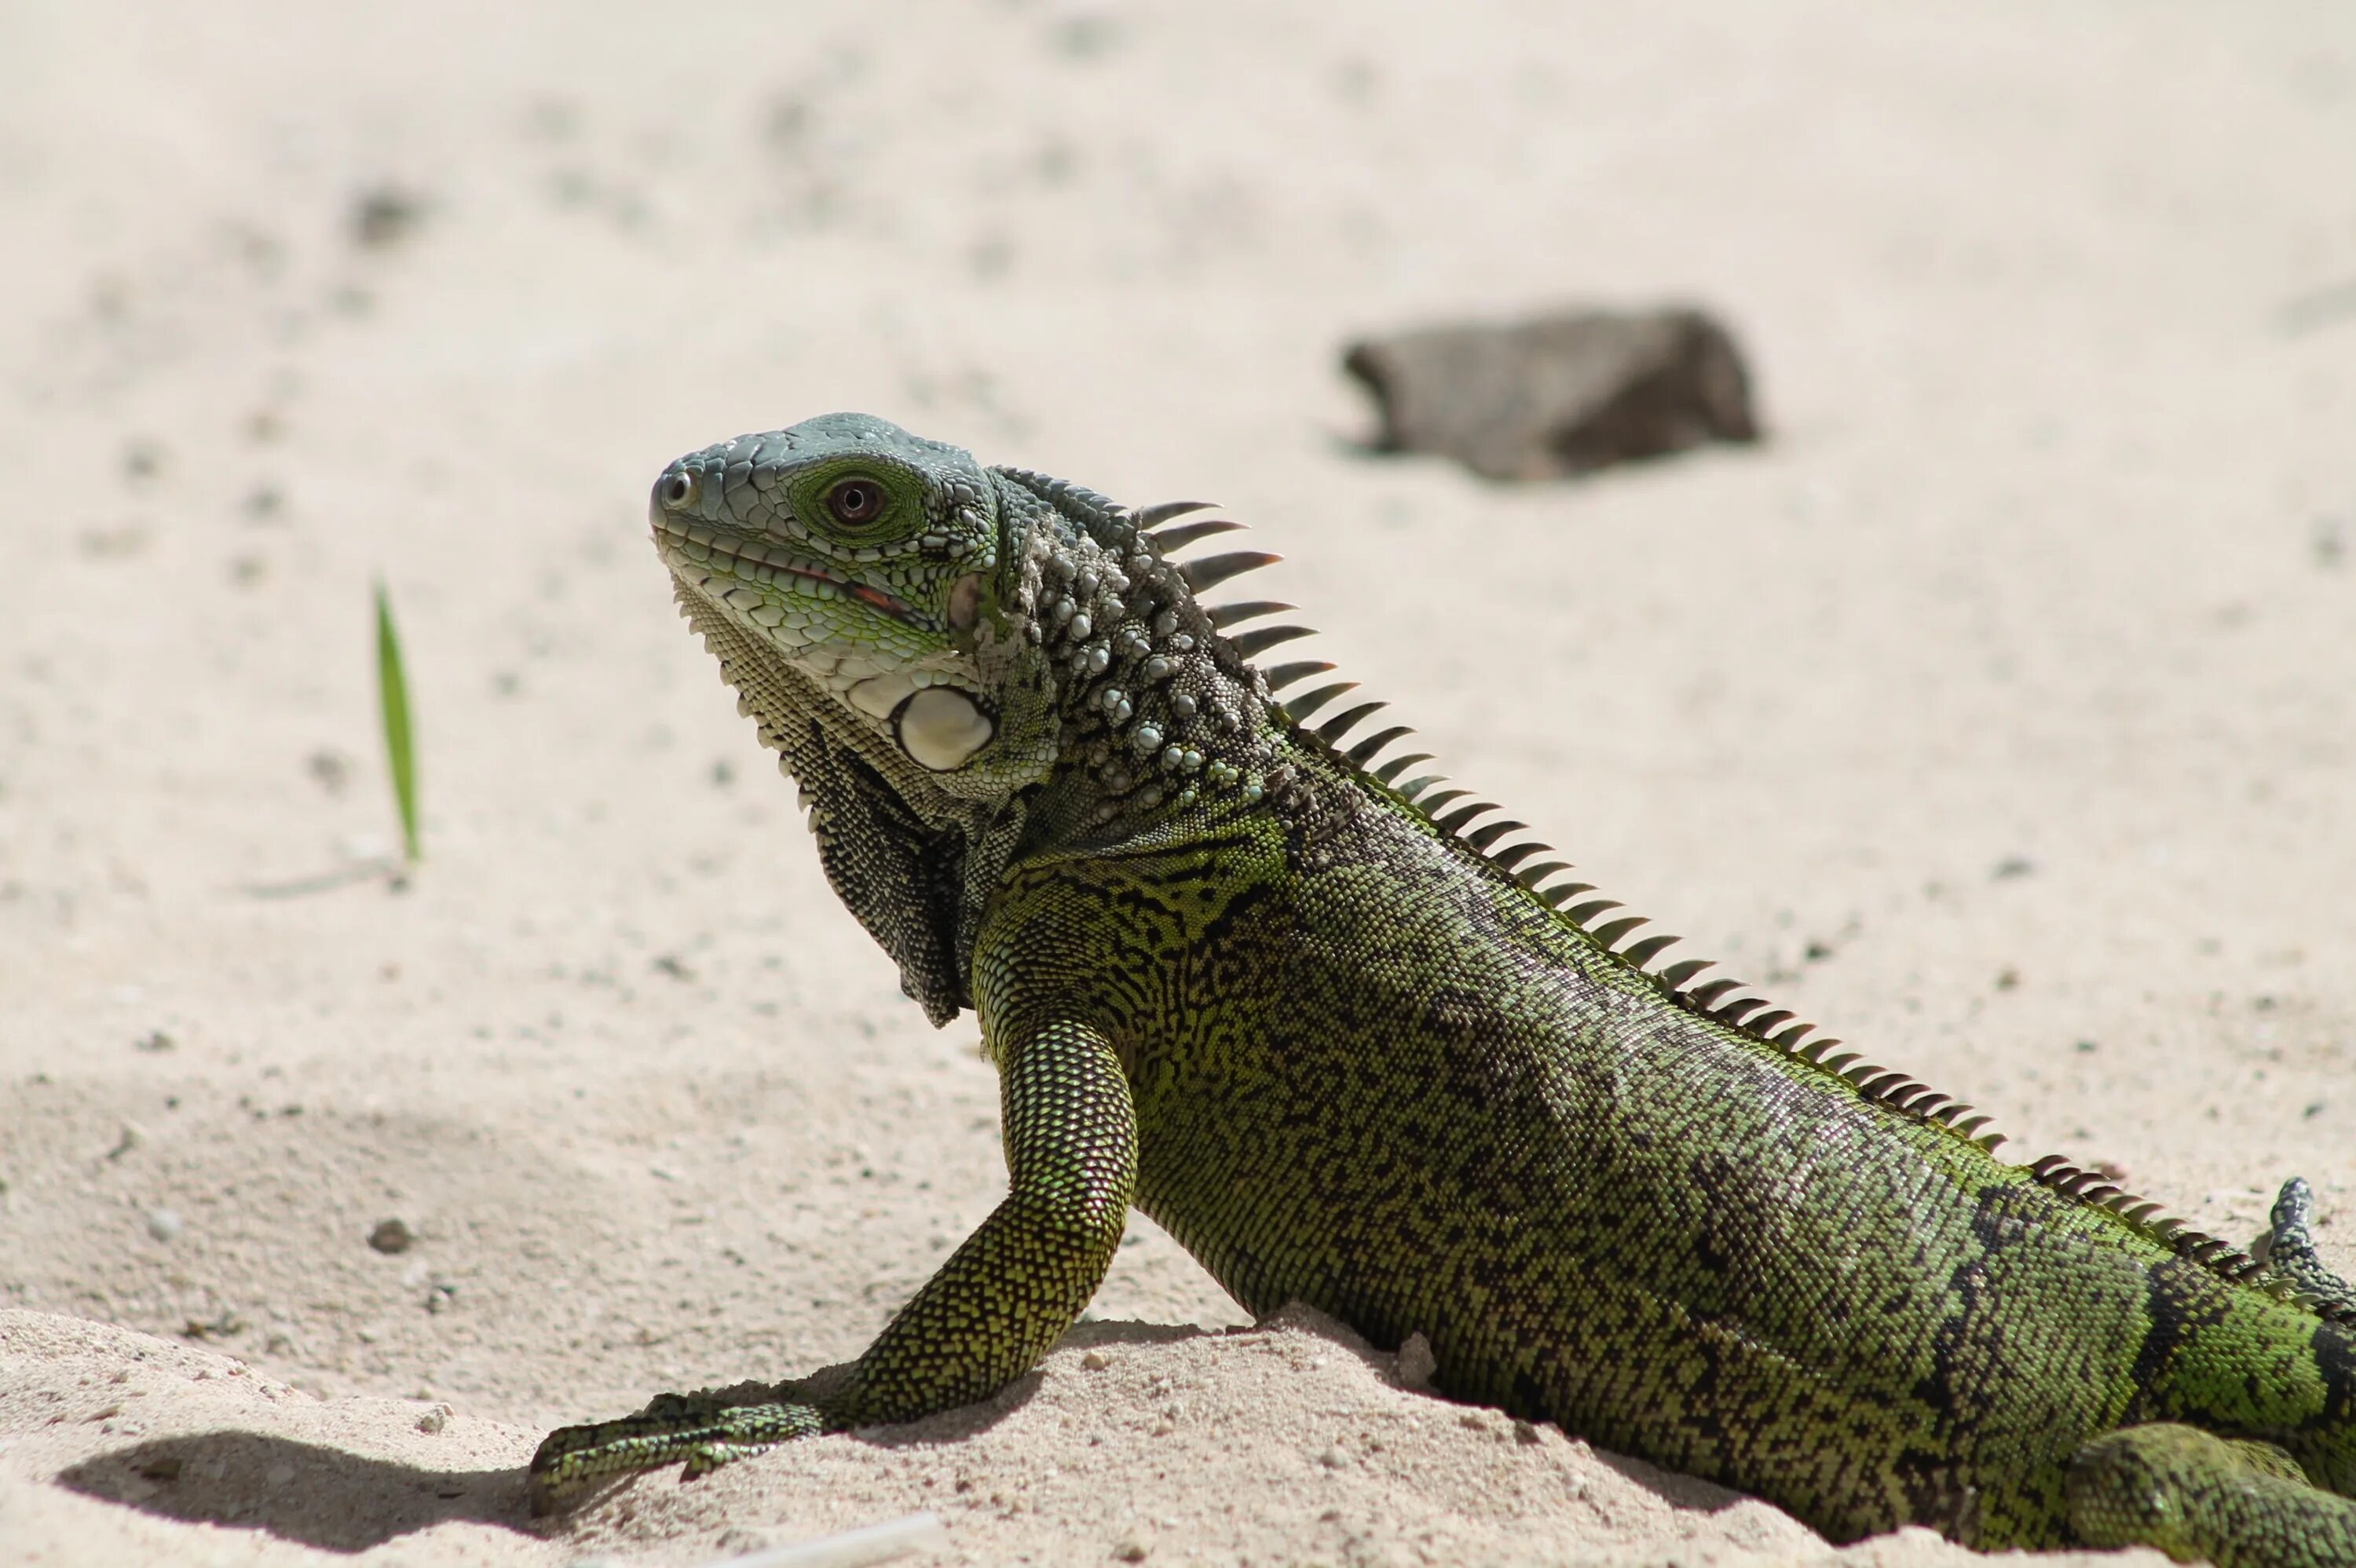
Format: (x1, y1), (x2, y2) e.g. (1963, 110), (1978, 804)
(2, 2), (2352, 1563)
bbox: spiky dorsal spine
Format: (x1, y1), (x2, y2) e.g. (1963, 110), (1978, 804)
(1165, 494), (2309, 1308)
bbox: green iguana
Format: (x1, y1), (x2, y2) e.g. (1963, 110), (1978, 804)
(529, 413), (2356, 1566)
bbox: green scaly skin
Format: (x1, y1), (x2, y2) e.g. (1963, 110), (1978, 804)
(528, 414), (2356, 1565)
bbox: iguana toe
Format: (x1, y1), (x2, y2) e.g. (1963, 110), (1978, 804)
(527, 1394), (824, 1514)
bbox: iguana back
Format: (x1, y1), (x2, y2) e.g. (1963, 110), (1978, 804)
(989, 727), (2354, 1546)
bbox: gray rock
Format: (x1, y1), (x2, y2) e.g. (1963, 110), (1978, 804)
(1343, 307), (1759, 481)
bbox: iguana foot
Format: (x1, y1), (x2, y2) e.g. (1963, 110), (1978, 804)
(2261, 1177), (2356, 1315)
(2068, 1423), (2356, 1568)
(527, 1390), (825, 1515)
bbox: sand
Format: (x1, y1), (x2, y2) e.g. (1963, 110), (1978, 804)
(1, 2), (2351, 1563)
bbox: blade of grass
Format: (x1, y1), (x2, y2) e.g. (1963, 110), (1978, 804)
(374, 578), (420, 865)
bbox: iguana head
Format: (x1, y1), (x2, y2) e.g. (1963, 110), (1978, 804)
(651, 411), (1058, 798)
(653, 412), (1283, 1023)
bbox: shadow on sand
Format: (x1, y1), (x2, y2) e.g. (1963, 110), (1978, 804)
(57, 1431), (531, 1552)
(54, 1314), (1747, 1550)
(50, 1332), (1125, 1550)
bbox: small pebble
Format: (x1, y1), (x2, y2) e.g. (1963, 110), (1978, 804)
(368, 1218), (415, 1255)
(121, 439), (166, 480)
(351, 185), (426, 249)
(1319, 1446), (1347, 1469)
(1081, 1349), (1111, 1370)
(715, 1526), (773, 1554)
(1393, 1331), (1436, 1390)
(306, 751), (351, 794)
(145, 1208), (183, 1243)
(1114, 1534), (1151, 1562)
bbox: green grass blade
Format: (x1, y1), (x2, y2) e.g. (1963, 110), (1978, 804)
(373, 578), (420, 864)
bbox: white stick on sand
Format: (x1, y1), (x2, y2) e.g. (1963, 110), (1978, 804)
(703, 1511), (949, 1568)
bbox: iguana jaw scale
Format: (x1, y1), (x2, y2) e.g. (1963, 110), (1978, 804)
(653, 515), (924, 626)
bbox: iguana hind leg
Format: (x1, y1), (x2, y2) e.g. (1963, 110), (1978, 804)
(529, 1018), (1137, 1514)
(2067, 1424), (2356, 1568)
(2263, 1177), (2356, 1316)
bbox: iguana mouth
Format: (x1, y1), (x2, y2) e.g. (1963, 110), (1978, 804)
(651, 515), (921, 623)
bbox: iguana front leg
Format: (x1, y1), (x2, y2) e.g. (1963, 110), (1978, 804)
(528, 1019), (1137, 1512)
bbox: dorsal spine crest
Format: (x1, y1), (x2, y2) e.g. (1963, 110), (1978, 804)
(1180, 496), (2331, 1310)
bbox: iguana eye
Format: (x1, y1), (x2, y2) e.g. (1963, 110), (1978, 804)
(827, 478), (884, 525)
(656, 470), (696, 509)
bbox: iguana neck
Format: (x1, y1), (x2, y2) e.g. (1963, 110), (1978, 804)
(693, 470), (1302, 1018)
(990, 468), (1291, 846)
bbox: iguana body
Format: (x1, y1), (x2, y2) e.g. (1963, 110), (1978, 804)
(531, 414), (2356, 1565)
